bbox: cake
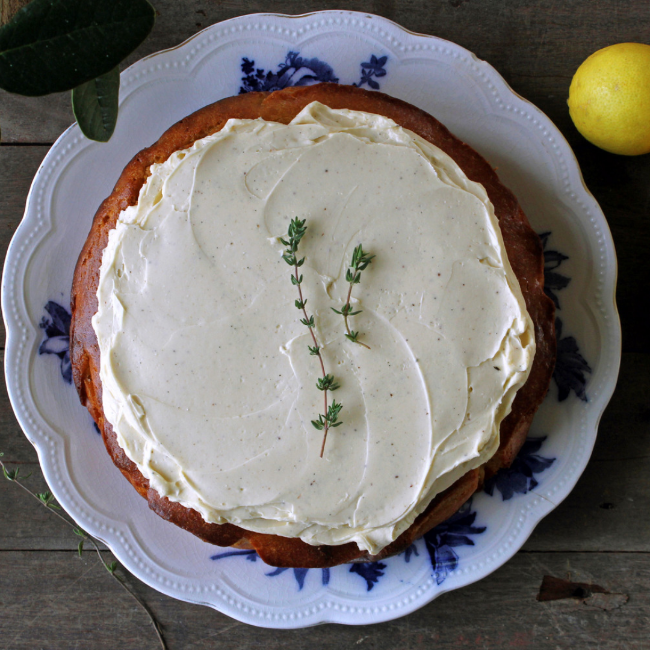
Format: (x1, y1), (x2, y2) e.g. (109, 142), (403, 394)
(70, 83), (556, 568)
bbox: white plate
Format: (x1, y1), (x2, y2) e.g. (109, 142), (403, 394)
(2, 11), (620, 628)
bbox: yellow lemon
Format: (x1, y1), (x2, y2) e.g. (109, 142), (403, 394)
(568, 42), (650, 156)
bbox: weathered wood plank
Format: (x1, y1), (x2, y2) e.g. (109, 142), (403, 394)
(0, 146), (49, 347)
(0, 146), (47, 223)
(0, 1), (647, 644)
(0, 465), (96, 551)
(0, 92), (72, 144)
(0, 550), (647, 649)
(0, 356), (38, 463)
(2, 352), (648, 552)
(523, 352), (650, 552)
(2, 0), (650, 144)
(568, 145), (650, 352)
(0, 147), (48, 234)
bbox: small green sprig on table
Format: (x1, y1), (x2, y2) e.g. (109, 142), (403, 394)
(0, 452), (167, 650)
(332, 244), (375, 349)
(281, 217), (343, 458)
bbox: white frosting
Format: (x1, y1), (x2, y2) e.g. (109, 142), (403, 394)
(93, 102), (535, 554)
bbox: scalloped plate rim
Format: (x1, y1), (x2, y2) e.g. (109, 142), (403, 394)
(2, 10), (621, 628)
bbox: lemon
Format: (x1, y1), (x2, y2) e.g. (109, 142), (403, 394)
(568, 42), (650, 156)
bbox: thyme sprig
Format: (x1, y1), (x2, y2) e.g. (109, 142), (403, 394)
(332, 244), (375, 349)
(281, 217), (343, 458)
(311, 400), (344, 457)
(0, 452), (167, 650)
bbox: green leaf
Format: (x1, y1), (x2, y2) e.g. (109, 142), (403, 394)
(72, 66), (119, 142)
(327, 400), (343, 420)
(2, 465), (30, 481)
(77, 539), (84, 557)
(317, 374), (340, 392)
(0, 0), (155, 96)
(37, 491), (60, 508)
(37, 491), (51, 503)
(107, 561), (118, 574)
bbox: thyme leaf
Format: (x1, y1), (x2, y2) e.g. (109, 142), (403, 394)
(333, 244), (374, 349)
(0, 453), (167, 649)
(282, 217), (343, 457)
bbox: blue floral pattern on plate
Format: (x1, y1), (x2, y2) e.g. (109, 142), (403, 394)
(484, 437), (555, 500)
(421, 498), (486, 585)
(240, 51), (389, 94)
(353, 55), (388, 90)
(39, 301), (72, 384)
(349, 562), (387, 591)
(210, 498), (485, 590)
(539, 231), (592, 402)
(210, 548), (330, 590)
(240, 51), (339, 93)
(554, 317), (592, 402)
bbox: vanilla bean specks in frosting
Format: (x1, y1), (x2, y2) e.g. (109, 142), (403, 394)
(93, 102), (535, 555)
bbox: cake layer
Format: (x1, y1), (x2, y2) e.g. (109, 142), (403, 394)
(92, 102), (535, 554)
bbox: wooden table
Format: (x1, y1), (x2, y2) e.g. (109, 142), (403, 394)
(1, 2), (648, 648)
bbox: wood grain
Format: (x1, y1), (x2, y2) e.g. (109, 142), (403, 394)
(3, 0), (650, 145)
(0, 550), (647, 649)
(0, 146), (48, 347)
(1, 0), (648, 645)
(0, 464), (110, 551)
